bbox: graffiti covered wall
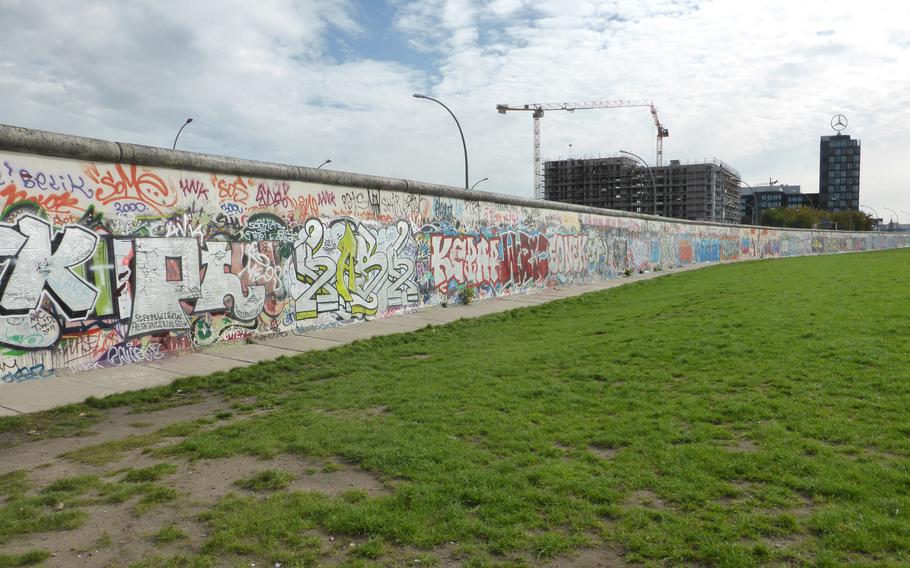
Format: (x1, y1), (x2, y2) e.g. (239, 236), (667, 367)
(0, 128), (907, 383)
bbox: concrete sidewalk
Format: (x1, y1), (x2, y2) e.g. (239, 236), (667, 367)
(0, 265), (704, 416)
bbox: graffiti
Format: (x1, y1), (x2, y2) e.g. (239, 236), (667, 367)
(0, 215), (99, 319)
(2, 363), (53, 383)
(500, 231), (550, 287)
(2, 161), (91, 198)
(213, 174), (251, 205)
(0, 148), (907, 380)
(86, 164), (176, 214)
(1, 183), (84, 215)
(290, 218), (416, 319)
(293, 194), (320, 220)
(317, 191), (336, 206)
(0, 309), (60, 349)
(430, 234), (502, 290)
(180, 179), (210, 200)
(113, 202), (148, 214)
(256, 182), (291, 208)
(548, 234), (588, 275)
(106, 343), (165, 366)
(164, 213), (205, 241)
(243, 213), (296, 243)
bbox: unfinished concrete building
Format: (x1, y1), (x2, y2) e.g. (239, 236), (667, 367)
(543, 156), (742, 224)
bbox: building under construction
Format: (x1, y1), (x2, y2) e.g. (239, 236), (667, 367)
(543, 156), (742, 224)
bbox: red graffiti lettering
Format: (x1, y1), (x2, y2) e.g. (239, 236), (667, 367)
(86, 164), (176, 214)
(212, 174), (251, 205)
(499, 231), (549, 286)
(430, 234), (502, 289)
(255, 182), (291, 208)
(0, 183), (85, 214)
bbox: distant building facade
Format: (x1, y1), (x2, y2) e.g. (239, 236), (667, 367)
(819, 134), (860, 211)
(740, 184), (819, 225)
(543, 156), (741, 224)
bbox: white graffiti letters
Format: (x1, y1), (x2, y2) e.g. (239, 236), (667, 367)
(128, 239), (201, 337)
(0, 215), (98, 318)
(198, 241), (265, 320)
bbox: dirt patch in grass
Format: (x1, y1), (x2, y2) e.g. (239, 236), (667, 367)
(401, 353), (432, 360)
(0, 398), (242, 477)
(0, 501), (206, 568)
(320, 405), (390, 419)
(715, 479), (764, 506)
(625, 490), (671, 510)
(720, 437), (759, 453)
(175, 454), (390, 504)
(863, 445), (906, 461)
(588, 445), (620, 460)
(2, 450), (387, 567)
(789, 491), (815, 519)
(545, 543), (628, 567)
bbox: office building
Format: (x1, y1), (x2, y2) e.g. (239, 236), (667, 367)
(740, 184), (818, 224)
(819, 134), (860, 211)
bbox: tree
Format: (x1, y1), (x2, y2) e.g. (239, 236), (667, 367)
(759, 208), (872, 231)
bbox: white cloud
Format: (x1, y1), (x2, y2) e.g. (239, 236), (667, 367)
(1, 0), (909, 217)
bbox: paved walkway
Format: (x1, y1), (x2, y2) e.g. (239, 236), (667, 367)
(0, 264), (708, 415)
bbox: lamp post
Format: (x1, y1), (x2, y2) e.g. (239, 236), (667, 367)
(860, 205), (878, 230)
(316, 159), (332, 169)
(413, 93), (469, 190)
(470, 177), (489, 191)
(739, 179), (757, 225)
(883, 207), (900, 226)
(172, 118), (193, 150)
(619, 150), (656, 215)
(742, 202), (757, 226)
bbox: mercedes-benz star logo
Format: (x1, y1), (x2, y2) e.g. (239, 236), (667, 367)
(831, 114), (848, 133)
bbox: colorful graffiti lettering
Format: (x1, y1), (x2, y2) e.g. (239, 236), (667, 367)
(0, 150), (905, 381)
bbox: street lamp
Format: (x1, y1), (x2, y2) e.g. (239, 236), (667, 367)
(883, 207), (900, 225)
(413, 93), (469, 191)
(470, 177), (489, 191)
(316, 159), (332, 169)
(860, 205), (879, 230)
(739, 179), (757, 225)
(172, 118), (193, 150)
(860, 205), (878, 219)
(619, 150), (656, 215)
(741, 202), (757, 226)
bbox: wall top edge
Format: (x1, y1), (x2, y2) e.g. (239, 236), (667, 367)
(0, 123), (855, 235)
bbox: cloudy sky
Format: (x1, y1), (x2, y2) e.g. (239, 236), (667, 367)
(2, 0), (909, 220)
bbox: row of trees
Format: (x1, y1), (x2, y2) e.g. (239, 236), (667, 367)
(758, 208), (874, 231)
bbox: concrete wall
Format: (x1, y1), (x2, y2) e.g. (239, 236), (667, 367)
(0, 124), (907, 383)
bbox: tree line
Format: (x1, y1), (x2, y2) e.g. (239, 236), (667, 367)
(759, 208), (874, 231)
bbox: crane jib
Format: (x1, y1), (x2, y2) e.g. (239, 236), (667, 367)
(496, 100), (671, 199)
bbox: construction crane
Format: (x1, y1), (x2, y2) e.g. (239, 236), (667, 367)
(496, 100), (669, 199)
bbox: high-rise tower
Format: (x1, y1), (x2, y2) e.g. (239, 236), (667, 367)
(819, 115), (860, 211)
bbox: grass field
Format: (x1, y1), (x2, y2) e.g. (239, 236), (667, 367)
(2, 249), (910, 567)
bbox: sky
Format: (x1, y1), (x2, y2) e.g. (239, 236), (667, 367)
(2, 0), (909, 221)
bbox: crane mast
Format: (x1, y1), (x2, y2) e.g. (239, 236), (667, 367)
(496, 100), (669, 199)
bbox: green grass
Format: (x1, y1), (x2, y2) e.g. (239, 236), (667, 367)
(234, 469), (295, 492)
(62, 421), (204, 465)
(0, 551), (50, 568)
(151, 524), (190, 543)
(3, 249), (910, 566)
(122, 463), (178, 483)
